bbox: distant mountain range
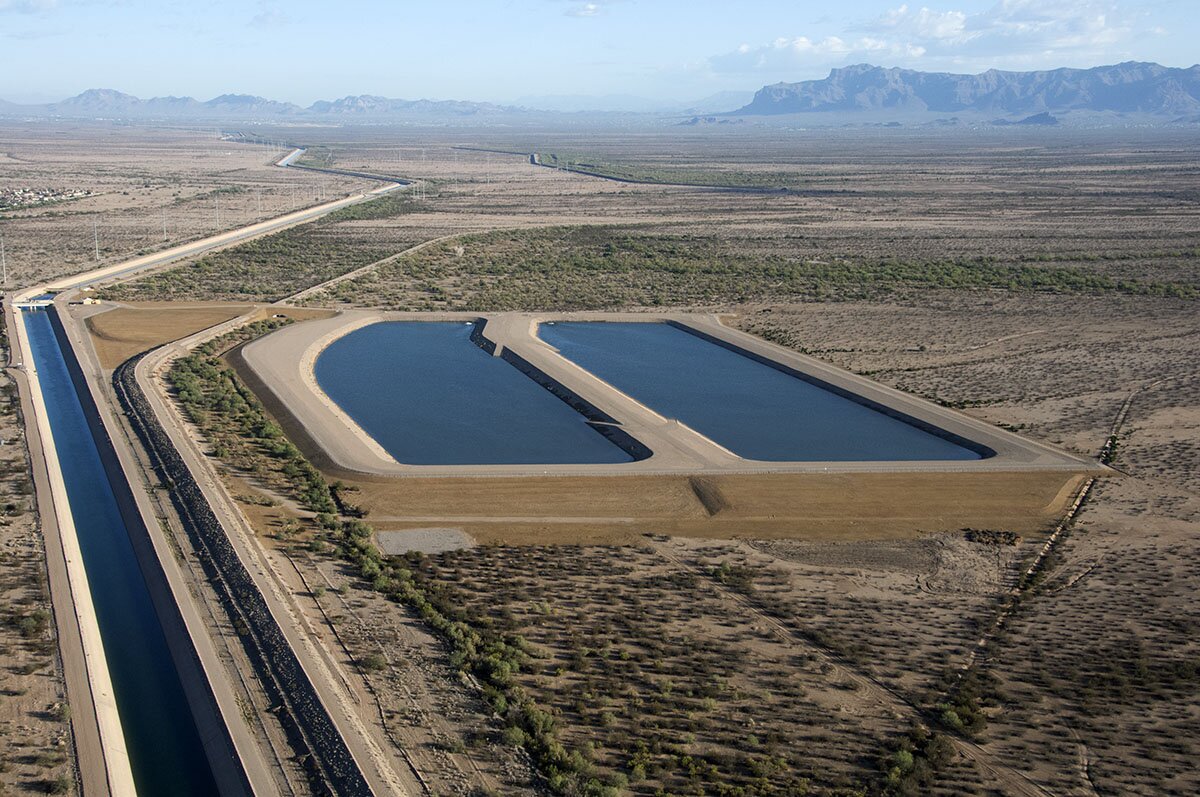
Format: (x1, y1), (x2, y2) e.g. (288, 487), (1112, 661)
(735, 62), (1200, 117)
(2, 63), (1196, 123)
(0, 88), (523, 120)
(512, 91), (754, 114)
(307, 95), (517, 116)
(0, 87), (755, 120)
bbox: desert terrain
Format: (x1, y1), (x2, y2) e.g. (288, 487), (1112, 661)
(0, 123), (366, 288)
(4, 121), (1197, 795)
(0, 315), (73, 795)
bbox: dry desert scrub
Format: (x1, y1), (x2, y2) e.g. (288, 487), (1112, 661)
(101, 193), (429, 303)
(732, 293), (1200, 795)
(0, 123), (366, 286)
(300, 224), (1194, 312)
(0, 314), (75, 796)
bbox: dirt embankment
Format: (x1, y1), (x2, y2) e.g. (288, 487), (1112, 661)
(336, 469), (1085, 546)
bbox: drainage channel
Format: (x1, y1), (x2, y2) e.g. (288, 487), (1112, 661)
(22, 306), (223, 796)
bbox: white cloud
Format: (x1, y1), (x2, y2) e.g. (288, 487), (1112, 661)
(565, 2), (600, 17)
(0, 0), (59, 12)
(712, 35), (926, 73)
(873, 4), (968, 41)
(866, 0), (1135, 59)
(250, 2), (289, 28)
(711, 0), (1140, 74)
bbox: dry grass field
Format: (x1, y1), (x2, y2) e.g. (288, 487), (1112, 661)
(372, 531), (1043, 796)
(83, 302), (333, 368)
(85, 302), (251, 367)
(104, 127), (1199, 311)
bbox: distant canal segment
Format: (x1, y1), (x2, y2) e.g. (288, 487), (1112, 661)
(314, 321), (635, 465)
(23, 308), (220, 796)
(538, 322), (983, 462)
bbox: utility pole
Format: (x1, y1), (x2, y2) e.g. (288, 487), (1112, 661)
(216, 195), (221, 227)
(1, 233), (7, 287)
(93, 220), (100, 262)
(162, 209), (168, 241)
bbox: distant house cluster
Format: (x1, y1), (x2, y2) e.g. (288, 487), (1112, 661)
(0, 187), (94, 210)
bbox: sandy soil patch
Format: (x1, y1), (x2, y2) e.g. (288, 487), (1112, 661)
(376, 528), (476, 555)
(84, 302), (333, 368)
(85, 302), (251, 367)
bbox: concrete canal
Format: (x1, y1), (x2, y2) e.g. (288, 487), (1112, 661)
(22, 307), (219, 796)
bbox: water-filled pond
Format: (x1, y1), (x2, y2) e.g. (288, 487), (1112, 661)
(315, 322), (633, 465)
(538, 321), (983, 462)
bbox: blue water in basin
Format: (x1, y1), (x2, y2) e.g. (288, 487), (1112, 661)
(314, 322), (632, 465)
(538, 322), (982, 462)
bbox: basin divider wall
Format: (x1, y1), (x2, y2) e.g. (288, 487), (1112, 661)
(468, 318), (497, 355)
(494, 346), (653, 462)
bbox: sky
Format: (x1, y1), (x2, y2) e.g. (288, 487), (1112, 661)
(0, 0), (1196, 105)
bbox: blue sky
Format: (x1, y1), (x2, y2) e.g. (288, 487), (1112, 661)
(0, 0), (1195, 104)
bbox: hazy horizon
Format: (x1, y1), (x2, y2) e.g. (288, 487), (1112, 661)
(1, 1), (1196, 106)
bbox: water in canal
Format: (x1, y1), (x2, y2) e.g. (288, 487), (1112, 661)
(23, 308), (218, 796)
(314, 321), (633, 465)
(538, 322), (983, 462)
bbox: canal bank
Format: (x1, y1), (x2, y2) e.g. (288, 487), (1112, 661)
(125, 306), (412, 795)
(6, 300), (130, 797)
(18, 303), (242, 795)
(5, 163), (408, 797)
(60, 302), (282, 797)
